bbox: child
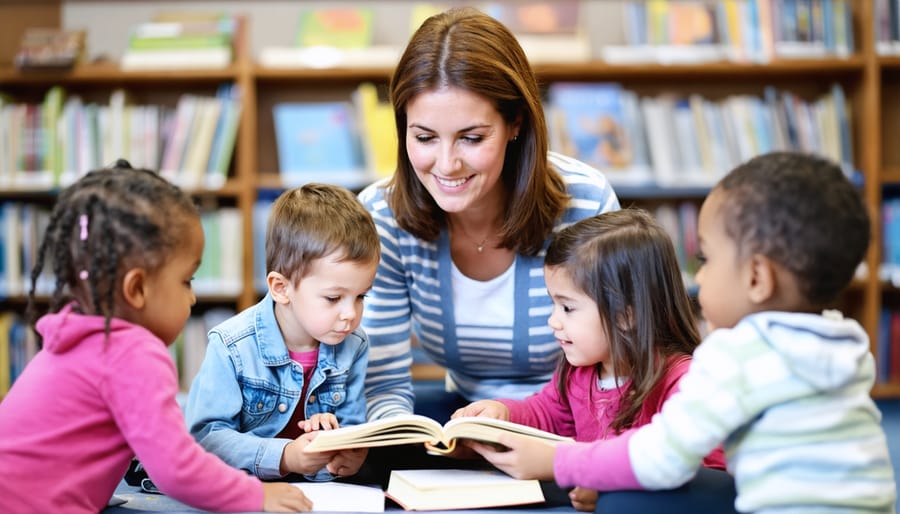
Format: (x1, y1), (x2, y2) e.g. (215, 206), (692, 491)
(472, 152), (898, 513)
(456, 208), (730, 512)
(185, 183), (379, 482)
(0, 162), (311, 513)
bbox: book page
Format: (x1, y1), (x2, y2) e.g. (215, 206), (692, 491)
(442, 417), (574, 446)
(291, 482), (384, 512)
(304, 414), (444, 452)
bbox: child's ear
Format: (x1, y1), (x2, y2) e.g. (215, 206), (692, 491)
(747, 254), (776, 304)
(267, 271), (292, 304)
(121, 268), (147, 309)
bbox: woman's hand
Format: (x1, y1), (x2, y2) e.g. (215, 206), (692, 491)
(468, 433), (557, 481)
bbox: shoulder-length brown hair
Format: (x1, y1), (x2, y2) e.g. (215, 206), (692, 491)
(386, 6), (568, 255)
(545, 209), (700, 434)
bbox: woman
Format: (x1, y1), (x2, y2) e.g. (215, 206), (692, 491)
(358, 6), (619, 423)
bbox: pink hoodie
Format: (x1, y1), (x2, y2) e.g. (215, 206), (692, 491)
(0, 305), (263, 513)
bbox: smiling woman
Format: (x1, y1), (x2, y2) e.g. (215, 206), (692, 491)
(358, 6), (620, 426)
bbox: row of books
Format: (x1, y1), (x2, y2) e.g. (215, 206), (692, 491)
(546, 82), (854, 188)
(0, 203), (243, 298)
(875, 0), (900, 54)
(0, 308), (236, 396)
(604, 0), (854, 64)
(880, 197), (900, 287)
(259, 1), (588, 69)
(272, 83), (396, 190)
(0, 85), (240, 191)
(0, 312), (36, 397)
(877, 307), (900, 385)
(120, 2), (867, 71)
(170, 309), (234, 391)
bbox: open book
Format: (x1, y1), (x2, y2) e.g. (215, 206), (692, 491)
(303, 414), (572, 454)
(386, 468), (544, 511)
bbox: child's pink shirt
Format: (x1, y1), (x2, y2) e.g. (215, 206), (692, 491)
(0, 305), (263, 514)
(499, 354), (726, 469)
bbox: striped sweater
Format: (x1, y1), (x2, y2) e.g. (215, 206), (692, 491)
(358, 152), (620, 420)
(554, 310), (897, 514)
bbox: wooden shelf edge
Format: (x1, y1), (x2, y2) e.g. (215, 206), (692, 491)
(0, 63), (240, 84)
(872, 382), (900, 398)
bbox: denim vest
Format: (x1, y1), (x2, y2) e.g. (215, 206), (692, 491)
(184, 294), (368, 481)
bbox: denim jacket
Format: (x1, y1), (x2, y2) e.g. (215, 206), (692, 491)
(184, 293), (368, 481)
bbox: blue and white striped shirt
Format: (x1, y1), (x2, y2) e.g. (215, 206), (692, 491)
(358, 152), (620, 420)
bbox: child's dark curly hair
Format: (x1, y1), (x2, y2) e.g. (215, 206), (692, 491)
(27, 160), (199, 336)
(716, 152), (870, 307)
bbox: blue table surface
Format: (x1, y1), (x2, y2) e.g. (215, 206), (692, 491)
(102, 480), (577, 514)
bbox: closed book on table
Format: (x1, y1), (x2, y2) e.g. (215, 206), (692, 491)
(386, 469), (544, 511)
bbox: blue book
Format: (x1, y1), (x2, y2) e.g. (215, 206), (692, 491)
(547, 82), (652, 185)
(272, 101), (367, 188)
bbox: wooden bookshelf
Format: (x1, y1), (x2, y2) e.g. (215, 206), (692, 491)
(0, 0), (898, 396)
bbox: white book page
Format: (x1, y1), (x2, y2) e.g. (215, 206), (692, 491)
(291, 482), (385, 512)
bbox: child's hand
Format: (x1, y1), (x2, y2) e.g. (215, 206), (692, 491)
(569, 487), (598, 512)
(451, 400), (509, 420)
(326, 447), (368, 477)
(468, 433), (557, 481)
(280, 432), (337, 476)
(261, 482), (312, 512)
(299, 413), (339, 432)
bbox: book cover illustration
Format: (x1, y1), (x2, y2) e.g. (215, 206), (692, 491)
(272, 102), (367, 188)
(295, 8), (374, 49)
(548, 82), (652, 185)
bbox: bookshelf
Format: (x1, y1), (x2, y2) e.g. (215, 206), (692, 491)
(0, 0), (899, 397)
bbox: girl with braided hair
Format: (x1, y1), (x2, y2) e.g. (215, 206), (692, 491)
(0, 161), (312, 513)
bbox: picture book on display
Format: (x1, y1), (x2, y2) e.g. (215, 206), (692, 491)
(272, 101), (368, 189)
(386, 468), (544, 511)
(303, 414), (572, 454)
(548, 82), (653, 185)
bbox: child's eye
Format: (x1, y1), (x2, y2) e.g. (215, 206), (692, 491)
(356, 294), (367, 301)
(325, 296), (340, 303)
(696, 253), (707, 265)
(562, 305), (574, 314)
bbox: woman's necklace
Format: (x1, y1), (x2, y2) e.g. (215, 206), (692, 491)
(451, 219), (493, 253)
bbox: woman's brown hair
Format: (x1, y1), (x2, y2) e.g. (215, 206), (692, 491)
(386, 6), (568, 255)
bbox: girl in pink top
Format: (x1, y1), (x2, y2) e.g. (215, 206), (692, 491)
(456, 209), (730, 513)
(0, 162), (311, 514)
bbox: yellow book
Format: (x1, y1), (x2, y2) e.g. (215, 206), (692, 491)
(303, 414), (572, 454)
(0, 312), (14, 395)
(353, 83), (397, 179)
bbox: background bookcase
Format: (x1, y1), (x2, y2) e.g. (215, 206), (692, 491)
(0, 0), (898, 397)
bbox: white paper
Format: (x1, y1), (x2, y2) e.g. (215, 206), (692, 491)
(291, 482), (385, 512)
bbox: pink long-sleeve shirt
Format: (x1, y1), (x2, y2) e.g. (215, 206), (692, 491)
(0, 305), (263, 514)
(500, 354), (726, 476)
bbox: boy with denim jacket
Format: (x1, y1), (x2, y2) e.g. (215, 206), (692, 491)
(185, 183), (380, 482)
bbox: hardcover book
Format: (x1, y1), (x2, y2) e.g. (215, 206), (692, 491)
(548, 82), (652, 185)
(386, 468), (544, 511)
(303, 414), (572, 454)
(272, 101), (367, 188)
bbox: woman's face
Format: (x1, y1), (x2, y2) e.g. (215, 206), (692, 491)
(405, 86), (519, 214)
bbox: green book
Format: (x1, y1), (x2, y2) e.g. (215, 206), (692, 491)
(295, 8), (374, 49)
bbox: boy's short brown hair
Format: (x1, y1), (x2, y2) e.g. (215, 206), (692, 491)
(266, 183), (380, 284)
